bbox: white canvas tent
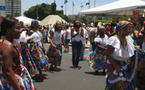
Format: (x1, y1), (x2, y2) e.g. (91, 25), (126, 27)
(79, 0), (145, 16)
(40, 15), (67, 26)
(16, 16), (37, 25)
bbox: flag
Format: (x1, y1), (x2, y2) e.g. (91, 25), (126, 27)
(72, 1), (75, 6)
(86, 0), (90, 6)
(64, 0), (68, 4)
(81, 5), (83, 8)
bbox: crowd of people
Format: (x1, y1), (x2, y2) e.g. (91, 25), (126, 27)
(0, 15), (145, 90)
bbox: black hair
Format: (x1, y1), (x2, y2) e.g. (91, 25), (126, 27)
(94, 22), (98, 27)
(137, 19), (143, 27)
(111, 23), (117, 27)
(132, 22), (136, 27)
(55, 22), (61, 31)
(65, 25), (69, 29)
(0, 17), (18, 37)
(44, 26), (47, 29)
(73, 20), (81, 28)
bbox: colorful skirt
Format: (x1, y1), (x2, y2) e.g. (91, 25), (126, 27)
(85, 49), (107, 70)
(16, 45), (24, 64)
(47, 44), (62, 66)
(20, 42), (37, 76)
(0, 66), (35, 90)
(136, 49), (145, 63)
(105, 52), (138, 90)
(30, 42), (49, 71)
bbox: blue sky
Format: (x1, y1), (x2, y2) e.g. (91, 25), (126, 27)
(22, 0), (145, 15)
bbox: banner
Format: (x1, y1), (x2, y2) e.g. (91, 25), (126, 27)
(64, 0), (68, 4)
(0, 6), (5, 10)
(86, 0), (90, 6)
(133, 10), (139, 22)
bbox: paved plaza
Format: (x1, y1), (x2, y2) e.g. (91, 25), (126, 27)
(33, 43), (105, 90)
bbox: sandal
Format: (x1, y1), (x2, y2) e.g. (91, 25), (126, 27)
(53, 67), (60, 71)
(38, 74), (47, 79)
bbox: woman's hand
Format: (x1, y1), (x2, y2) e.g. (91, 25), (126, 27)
(52, 44), (56, 48)
(115, 66), (122, 73)
(42, 48), (46, 52)
(134, 45), (140, 49)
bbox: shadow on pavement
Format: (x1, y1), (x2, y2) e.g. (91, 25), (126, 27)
(48, 68), (65, 72)
(84, 72), (106, 76)
(32, 74), (48, 82)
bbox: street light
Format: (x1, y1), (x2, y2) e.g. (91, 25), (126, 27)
(11, 0), (14, 17)
(36, 4), (39, 20)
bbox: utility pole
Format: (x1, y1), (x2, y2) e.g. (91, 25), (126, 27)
(72, 1), (74, 15)
(36, 4), (39, 20)
(65, 3), (67, 15)
(94, 0), (96, 7)
(81, 2), (82, 11)
(89, 0), (90, 9)
(11, 0), (14, 17)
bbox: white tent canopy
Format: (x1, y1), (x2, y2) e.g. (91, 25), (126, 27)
(16, 16), (37, 25)
(40, 15), (67, 26)
(79, 0), (145, 16)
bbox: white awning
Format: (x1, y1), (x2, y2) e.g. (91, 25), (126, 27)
(79, 0), (145, 16)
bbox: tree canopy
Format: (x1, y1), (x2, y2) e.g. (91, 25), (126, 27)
(24, 3), (67, 21)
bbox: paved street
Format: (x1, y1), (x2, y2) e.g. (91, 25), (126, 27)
(33, 43), (105, 90)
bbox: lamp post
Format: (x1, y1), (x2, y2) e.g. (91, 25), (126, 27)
(94, 0), (96, 7)
(89, 0), (90, 9)
(36, 4), (39, 20)
(11, 0), (14, 17)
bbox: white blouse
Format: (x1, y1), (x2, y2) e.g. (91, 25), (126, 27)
(107, 36), (135, 61)
(72, 29), (82, 42)
(19, 31), (27, 42)
(51, 29), (63, 44)
(26, 30), (43, 47)
(64, 29), (71, 40)
(94, 35), (108, 47)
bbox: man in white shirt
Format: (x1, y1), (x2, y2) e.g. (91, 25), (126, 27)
(80, 24), (88, 61)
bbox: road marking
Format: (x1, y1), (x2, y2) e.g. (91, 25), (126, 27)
(69, 52), (72, 54)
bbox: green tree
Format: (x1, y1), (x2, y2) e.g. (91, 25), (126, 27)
(80, 16), (88, 23)
(24, 3), (51, 20)
(24, 3), (66, 21)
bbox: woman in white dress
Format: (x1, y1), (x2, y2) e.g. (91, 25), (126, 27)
(105, 21), (137, 89)
(71, 20), (84, 68)
(85, 26), (107, 73)
(27, 20), (49, 79)
(47, 21), (64, 71)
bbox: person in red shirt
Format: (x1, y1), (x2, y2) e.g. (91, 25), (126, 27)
(105, 23), (111, 36)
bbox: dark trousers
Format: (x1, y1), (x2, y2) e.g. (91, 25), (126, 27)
(80, 44), (85, 60)
(72, 41), (82, 67)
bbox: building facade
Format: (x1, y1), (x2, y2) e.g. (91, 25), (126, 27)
(0, 0), (5, 16)
(5, 0), (21, 16)
(0, 0), (21, 17)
